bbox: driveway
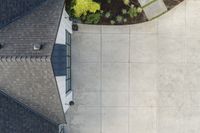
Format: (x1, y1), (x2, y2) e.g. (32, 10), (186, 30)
(66, 1), (200, 133)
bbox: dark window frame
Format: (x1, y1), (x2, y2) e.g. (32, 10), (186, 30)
(66, 30), (71, 94)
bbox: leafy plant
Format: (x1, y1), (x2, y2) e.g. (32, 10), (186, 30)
(137, 7), (143, 13)
(72, 0), (101, 17)
(123, 0), (130, 5)
(121, 9), (127, 14)
(116, 15), (123, 23)
(123, 18), (127, 23)
(85, 12), (101, 24)
(128, 4), (142, 18)
(110, 20), (115, 25)
(105, 12), (111, 18)
(107, 0), (111, 4)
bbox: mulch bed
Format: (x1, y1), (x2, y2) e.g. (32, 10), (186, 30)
(98, 0), (147, 25)
(163, 0), (184, 10)
(66, 0), (185, 25)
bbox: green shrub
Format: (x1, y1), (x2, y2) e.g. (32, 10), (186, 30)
(105, 12), (111, 18)
(123, 18), (127, 23)
(85, 12), (101, 24)
(72, 0), (101, 17)
(116, 15), (123, 23)
(121, 9), (127, 14)
(128, 4), (142, 18)
(123, 0), (130, 5)
(110, 20), (115, 25)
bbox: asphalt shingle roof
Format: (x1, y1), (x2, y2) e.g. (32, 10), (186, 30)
(0, 0), (66, 124)
(0, 90), (58, 133)
(0, 0), (64, 57)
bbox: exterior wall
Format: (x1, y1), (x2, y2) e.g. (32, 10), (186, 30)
(55, 8), (72, 113)
(56, 8), (72, 44)
(56, 76), (73, 112)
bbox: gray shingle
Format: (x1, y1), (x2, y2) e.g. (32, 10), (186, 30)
(0, 0), (66, 124)
(0, 0), (47, 28)
(0, 0), (64, 57)
(0, 60), (66, 123)
(0, 90), (58, 133)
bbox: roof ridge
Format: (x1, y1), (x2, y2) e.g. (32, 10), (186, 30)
(0, 55), (51, 62)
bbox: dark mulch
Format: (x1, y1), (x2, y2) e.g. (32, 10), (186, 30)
(99, 0), (147, 25)
(163, 0), (184, 10)
(66, 0), (185, 25)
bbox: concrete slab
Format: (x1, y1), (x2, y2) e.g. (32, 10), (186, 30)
(157, 35), (186, 63)
(130, 63), (157, 91)
(186, 0), (200, 36)
(102, 34), (129, 62)
(130, 20), (158, 34)
(158, 1), (186, 36)
(185, 64), (200, 91)
(73, 63), (101, 92)
(129, 91), (157, 107)
(72, 33), (101, 63)
(186, 38), (200, 63)
(68, 2), (200, 133)
(139, 0), (167, 20)
(157, 64), (185, 92)
(73, 92), (101, 106)
(77, 24), (101, 33)
(130, 34), (157, 63)
(102, 92), (129, 107)
(129, 108), (157, 133)
(66, 107), (101, 133)
(157, 108), (182, 133)
(102, 63), (129, 91)
(102, 108), (129, 133)
(102, 25), (130, 34)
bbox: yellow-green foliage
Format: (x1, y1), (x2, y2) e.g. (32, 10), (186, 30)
(123, 0), (130, 5)
(73, 0), (100, 17)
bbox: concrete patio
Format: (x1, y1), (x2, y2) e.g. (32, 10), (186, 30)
(66, 0), (200, 133)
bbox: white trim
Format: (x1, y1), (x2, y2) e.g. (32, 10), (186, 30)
(56, 8), (72, 44)
(55, 7), (73, 113)
(56, 76), (73, 113)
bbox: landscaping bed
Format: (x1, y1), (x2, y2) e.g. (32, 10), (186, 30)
(66, 0), (184, 25)
(163, 0), (184, 10)
(98, 0), (147, 24)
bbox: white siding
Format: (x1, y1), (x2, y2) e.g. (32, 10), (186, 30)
(56, 8), (72, 44)
(55, 7), (73, 113)
(56, 76), (72, 112)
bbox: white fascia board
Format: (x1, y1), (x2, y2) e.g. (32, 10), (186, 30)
(56, 7), (72, 44)
(56, 76), (73, 113)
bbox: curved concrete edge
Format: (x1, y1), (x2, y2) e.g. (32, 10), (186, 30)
(75, 0), (186, 27)
(75, 0), (187, 35)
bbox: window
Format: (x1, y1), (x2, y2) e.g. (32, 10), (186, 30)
(52, 30), (72, 93)
(66, 30), (71, 93)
